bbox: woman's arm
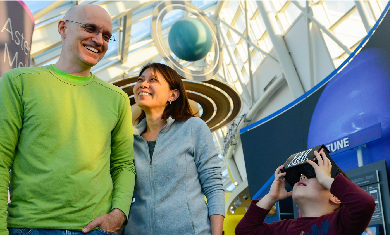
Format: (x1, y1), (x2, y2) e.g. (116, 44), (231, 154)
(192, 118), (225, 215)
(210, 214), (224, 235)
(191, 118), (226, 230)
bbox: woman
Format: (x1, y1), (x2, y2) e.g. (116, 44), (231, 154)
(125, 63), (225, 235)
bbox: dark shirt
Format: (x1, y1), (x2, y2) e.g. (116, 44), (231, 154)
(235, 174), (376, 235)
(147, 140), (156, 158)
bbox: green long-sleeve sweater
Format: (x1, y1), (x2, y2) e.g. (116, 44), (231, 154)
(0, 65), (135, 233)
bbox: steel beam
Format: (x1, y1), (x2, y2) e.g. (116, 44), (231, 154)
(216, 19), (278, 62)
(291, 1), (352, 55)
(355, 0), (371, 33)
(121, 12), (133, 63)
(244, 0), (255, 105)
(218, 23), (252, 104)
(257, 1), (305, 98)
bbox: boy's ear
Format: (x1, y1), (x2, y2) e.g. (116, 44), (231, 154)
(329, 194), (341, 206)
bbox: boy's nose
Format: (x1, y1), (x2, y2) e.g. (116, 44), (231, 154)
(300, 174), (307, 181)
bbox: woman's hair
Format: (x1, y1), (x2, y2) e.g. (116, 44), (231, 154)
(136, 63), (195, 122)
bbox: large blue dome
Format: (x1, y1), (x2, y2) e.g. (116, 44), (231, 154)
(308, 48), (390, 171)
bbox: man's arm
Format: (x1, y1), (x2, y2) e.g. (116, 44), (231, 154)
(0, 71), (23, 233)
(109, 94), (135, 217)
(83, 92), (135, 233)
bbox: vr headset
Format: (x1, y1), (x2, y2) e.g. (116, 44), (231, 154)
(281, 145), (342, 187)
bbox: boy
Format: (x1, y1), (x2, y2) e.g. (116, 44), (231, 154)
(236, 150), (375, 235)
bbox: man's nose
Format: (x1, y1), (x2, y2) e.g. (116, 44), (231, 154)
(91, 33), (104, 45)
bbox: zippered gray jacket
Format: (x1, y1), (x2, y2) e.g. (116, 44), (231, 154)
(125, 117), (225, 235)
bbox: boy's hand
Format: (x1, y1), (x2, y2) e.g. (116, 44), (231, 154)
(256, 165), (292, 210)
(306, 150), (334, 189)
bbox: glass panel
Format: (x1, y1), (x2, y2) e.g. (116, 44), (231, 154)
(223, 48), (231, 65)
(130, 17), (152, 43)
(321, 32), (345, 62)
(323, 1), (355, 26)
(250, 15), (266, 41)
(311, 2), (331, 28)
(237, 41), (248, 62)
(24, 1), (55, 14)
(241, 66), (249, 84)
(192, 0), (216, 9)
(246, 1), (258, 18)
(234, 80), (243, 94)
(283, 3), (301, 29)
(230, 29), (241, 44)
(260, 34), (273, 53)
(368, 0), (383, 18)
(272, 0), (284, 11)
(105, 19), (120, 57)
(234, 10), (246, 34)
(234, 49), (244, 71)
(251, 50), (264, 72)
(332, 10), (366, 49)
(227, 65), (237, 83)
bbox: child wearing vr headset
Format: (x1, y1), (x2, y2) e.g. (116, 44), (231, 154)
(236, 146), (376, 235)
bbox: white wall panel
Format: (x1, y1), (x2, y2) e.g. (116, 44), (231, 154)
(284, 15), (334, 91)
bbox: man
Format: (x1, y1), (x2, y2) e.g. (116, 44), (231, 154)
(0, 4), (135, 234)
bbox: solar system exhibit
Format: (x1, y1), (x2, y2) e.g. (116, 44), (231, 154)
(241, 3), (390, 234)
(2, 0), (390, 234)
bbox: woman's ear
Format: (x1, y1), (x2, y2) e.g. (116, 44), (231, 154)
(169, 89), (180, 102)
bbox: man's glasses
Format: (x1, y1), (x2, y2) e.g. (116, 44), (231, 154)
(65, 20), (116, 42)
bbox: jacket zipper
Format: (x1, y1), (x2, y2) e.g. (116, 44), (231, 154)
(144, 126), (166, 234)
(148, 139), (154, 235)
(148, 136), (159, 235)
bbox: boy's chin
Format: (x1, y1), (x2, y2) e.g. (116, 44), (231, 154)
(292, 189), (310, 201)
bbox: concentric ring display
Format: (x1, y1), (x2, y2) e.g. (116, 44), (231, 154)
(151, 1), (221, 80)
(112, 77), (241, 132)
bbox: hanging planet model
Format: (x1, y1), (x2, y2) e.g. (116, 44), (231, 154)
(168, 17), (213, 61)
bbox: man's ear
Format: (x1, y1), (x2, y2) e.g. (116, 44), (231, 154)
(329, 194), (341, 206)
(58, 20), (67, 39)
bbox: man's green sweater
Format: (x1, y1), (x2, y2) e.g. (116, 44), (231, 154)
(0, 66), (135, 232)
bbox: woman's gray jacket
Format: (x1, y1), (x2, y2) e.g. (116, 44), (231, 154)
(125, 117), (225, 235)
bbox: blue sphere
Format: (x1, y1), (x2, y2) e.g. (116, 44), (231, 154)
(168, 17), (213, 61)
(308, 48), (390, 172)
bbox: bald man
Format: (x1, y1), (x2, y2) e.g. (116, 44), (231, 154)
(0, 4), (135, 234)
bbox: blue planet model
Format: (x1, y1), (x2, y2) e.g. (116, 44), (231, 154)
(168, 17), (213, 61)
